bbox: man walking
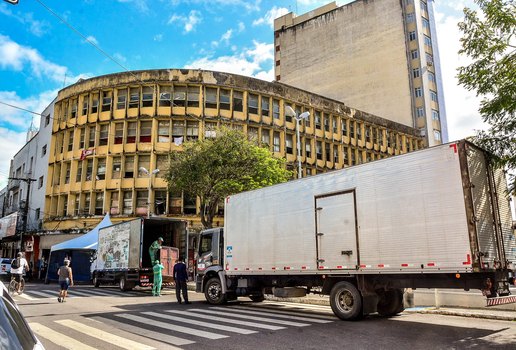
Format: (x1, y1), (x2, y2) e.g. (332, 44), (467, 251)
(173, 256), (190, 304)
(57, 259), (73, 303)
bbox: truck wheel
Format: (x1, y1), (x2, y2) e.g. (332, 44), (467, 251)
(119, 276), (130, 291)
(205, 277), (227, 305)
(93, 275), (100, 288)
(377, 289), (404, 317)
(249, 294), (265, 302)
(330, 281), (363, 320)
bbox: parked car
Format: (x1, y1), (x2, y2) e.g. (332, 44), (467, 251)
(0, 258), (12, 278)
(0, 280), (45, 349)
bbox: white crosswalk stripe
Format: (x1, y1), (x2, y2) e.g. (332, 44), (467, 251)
(190, 308), (311, 327)
(25, 290), (61, 299)
(214, 305), (335, 323)
(143, 311), (257, 334)
(29, 322), (98, 350)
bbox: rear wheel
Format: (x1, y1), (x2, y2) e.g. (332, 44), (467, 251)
(8, 279), (16, 295)
(119, 276), (130, 291)
(377, 289), (404, 317)
(330, 281), (363, 320)
(204, 277), (227, 305)
(249, 294), (265, 302)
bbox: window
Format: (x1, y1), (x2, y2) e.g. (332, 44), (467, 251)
(139, 121), (152, 142)
(406, 13), (415, 23)
(88, 126), (96, 148)
(366, 126), (371, 142)
(183, 193), (197, 214)
(431, 109), (440, 120)
(124, 156), (134, 178)
(169, 191), (182, 214)
(350, 121), (355, 139)
(95, 192), (104, 215)
(332, 146), (339, 163)
(186, 121), (199, 140)
(316, 141), (323, 160)
(411, 49), (419, 59)
(79, 128), (85, 148)
(127, 121), (137, 143)
(173, 86), (186, 107)
(247, 127), (258, 141)
(413, 68), (420, 78)
(232, 91), (243, 112)
(156, 155), (168, 177)
(356, 123), (362, 141)
(67, 130), (74, 152)
(244, 93), (259, 116)
(261, 96), (270, 116)
(45, 114), (50, 126)
(372, 127), (378, 144)
(272, 99), (280, 119)
(129, 88), (139, 109)
(409, 31), (416, 41)
(172, 120), (185, 139)
(64, 163), (70, 184)
(434, 130), (442, 141)
(205, 122), (217, 138)
(428, 72), (436, 83)
(158, 120), (170, 142)
(91, 94), (99, 114)
(430, 90), (438, 102)
(97, 158), (106, 180)
(83, 193), (91, 215)
(85, 159), (93, 181)
(261, 129), (270, 146)
(159, 86), (172, 107)
(421, 0), (428, 13)
(323, 114), (330, 132)
(138, 155), (150, 177)
(343, 146), (349, 165)
(38, 176), (44, 189)
(35, 208), (40, 220)
(341, 119), (348, 137)
(82, 98), (88, 115)
(74, 194), (80, 215)
(325, 143), (331, 162)
(314, 111), (321, 130)
(110, 191), (119, 215)
(71, 99), (78, 118)
(273, 132), (280, 152)
(76, 162), (82, 182)
(379, 129), (384, 146)
(117, 89), (127, 109)
(220, 89), (230, 110)
(422, 17), (430, 29)
(114, 122), (124, 144)
(286, 134), (293, 155)
(332, 118), (338, 133)
(41, 145), (47, 157)
(112, 157), (121, 179)
(99, 124), (108, 146)
(415, 87), (423, 97)
(305, 141), (311, 158)
(142, 86), (154, 107)
(123, 191), (133, 214)
(417, 107), (425, 118)
(426, 53), (433, 65)
(187, 86), (200, 107)
(101, 91), (112, 112)
(424, 35), (432, 48)
(285, 103), (293, 123)
(205, 87), (217, 109)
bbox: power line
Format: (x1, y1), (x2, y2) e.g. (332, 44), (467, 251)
(0, 101), (42, 116)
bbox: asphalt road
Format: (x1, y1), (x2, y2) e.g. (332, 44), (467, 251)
(13, 282), (516, 350)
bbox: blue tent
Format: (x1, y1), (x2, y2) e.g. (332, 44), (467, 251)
(47, 214), (112, 283)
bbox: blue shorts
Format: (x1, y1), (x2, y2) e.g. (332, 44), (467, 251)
(59, 279), (70, 290)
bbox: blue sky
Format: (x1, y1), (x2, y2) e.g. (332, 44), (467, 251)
(0, 0), (482, 187)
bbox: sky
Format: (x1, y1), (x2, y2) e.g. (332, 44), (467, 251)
(0, 0), (485, 188)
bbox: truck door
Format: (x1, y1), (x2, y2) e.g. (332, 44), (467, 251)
(315, 190), (358, 270)
(160, 247), (179, 283)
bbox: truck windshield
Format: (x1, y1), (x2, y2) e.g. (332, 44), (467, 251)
(199, 233), (213, 256)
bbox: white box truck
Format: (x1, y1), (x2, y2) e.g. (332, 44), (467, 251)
(196, 140), (516, 320)
(92, 217), (186, 291)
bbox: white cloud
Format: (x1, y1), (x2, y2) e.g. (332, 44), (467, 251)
(168, 10), (202, 33)
(186, 40), (274, 81)
(253, 6), (289, 28)
(154, 34), (163, 42)
(116, 0), (149, 12)
(0, 4), (50, 37)
(238, 22), (245, 32)
(113, 53), (127, 63)
(85, 35), (99, 46)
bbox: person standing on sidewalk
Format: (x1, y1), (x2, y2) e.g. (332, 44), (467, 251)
(152, 260), (164, 296)
(57, 259), (73, 303)
(173, 256), (190, 304)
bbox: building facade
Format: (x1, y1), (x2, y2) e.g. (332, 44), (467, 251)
(44, 69), (422, 232)
(274, 0), (448, 147)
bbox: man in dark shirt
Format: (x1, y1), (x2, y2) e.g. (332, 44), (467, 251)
(173, 256), (190, 304)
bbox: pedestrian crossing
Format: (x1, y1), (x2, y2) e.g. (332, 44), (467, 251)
(28, 302), (336, 349)
(14, 286), (148, 301)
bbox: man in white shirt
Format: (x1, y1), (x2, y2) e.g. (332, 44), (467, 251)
(10, 252), (29, 294)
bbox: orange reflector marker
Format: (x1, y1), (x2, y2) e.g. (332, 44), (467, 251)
(455, 274), (461, 279)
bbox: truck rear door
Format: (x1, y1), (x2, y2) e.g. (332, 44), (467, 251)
(315, 190), (358, 269)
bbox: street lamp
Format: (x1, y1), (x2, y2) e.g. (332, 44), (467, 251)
(285, 106), (310, 179)
(139, 167), (160, 218)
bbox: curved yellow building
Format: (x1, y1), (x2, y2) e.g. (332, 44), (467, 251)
(45, 69), (422, 231)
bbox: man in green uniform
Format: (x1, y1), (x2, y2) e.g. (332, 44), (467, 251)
(148, 237), (163, 264)
(152, 260), (164, 296)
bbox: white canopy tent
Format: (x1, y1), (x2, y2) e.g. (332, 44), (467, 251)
(50, 213), (112, 252)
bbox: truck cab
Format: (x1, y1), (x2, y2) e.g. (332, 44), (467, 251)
(195, 228), (224, 296)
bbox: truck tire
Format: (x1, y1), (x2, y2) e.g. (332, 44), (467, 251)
(93, 275), (100, 288)
(205, 277), (227, 305)
(249, 294), (265, 302)
(119, 276), (130, 292)
(330, 281), (363, 321)
(377, 289), (404, 317)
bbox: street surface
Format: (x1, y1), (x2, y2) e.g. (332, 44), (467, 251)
(13, 282), (516, 350)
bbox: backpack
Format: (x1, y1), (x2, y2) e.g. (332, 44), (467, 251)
(11, 258), (20, 269)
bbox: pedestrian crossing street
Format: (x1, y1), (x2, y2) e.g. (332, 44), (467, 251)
(28, 302), (337, 349)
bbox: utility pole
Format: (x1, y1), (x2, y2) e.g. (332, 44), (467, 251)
(8, 177), (36, 252)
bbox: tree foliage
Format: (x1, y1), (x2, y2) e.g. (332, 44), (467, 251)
(457, 0), (516, 192)
(165, 127), (292, 228)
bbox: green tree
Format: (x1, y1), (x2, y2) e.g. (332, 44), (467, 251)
(165, 127), (291, 228)
(457, 0), (516, 192)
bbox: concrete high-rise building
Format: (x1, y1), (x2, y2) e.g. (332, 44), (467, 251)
(274, 0), (448, 147)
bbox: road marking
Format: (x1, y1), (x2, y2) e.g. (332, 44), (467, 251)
(143, 311), (257, 335)
(116, 313), (228, 340)
(190, 308), (310, 327)
(166, 310), (285, 330)
(262, 300), (333, 311)
(55, 319), (155, 350)
(26, 290), (61, 299)
(214, 306), (334, 323)
(231, 304), (336, 320)
(16, 293), (37, 301)
(92, 316), (189, 349)
(29, 322), (97, 350)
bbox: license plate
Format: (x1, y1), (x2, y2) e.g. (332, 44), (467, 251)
(197, 263), (205, 269)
